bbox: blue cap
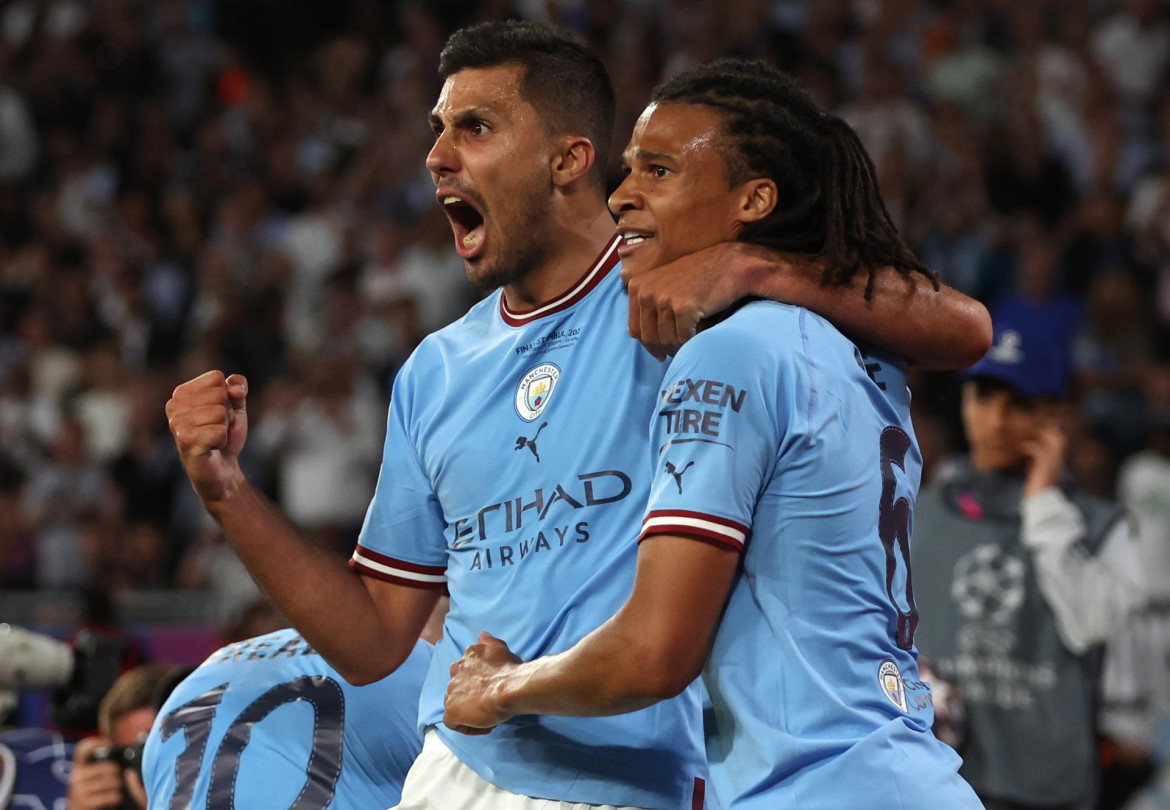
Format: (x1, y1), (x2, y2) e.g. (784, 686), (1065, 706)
(965, 319), (1067, 400)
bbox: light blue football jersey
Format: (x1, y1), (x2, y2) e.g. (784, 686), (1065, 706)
(350, 236), (708, 809)
(640, 301), (981, 809)
(142, 629), (430, 810)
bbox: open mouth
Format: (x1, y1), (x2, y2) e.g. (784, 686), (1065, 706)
(439, 192), (487, 260)
(617, 228), (655, 258)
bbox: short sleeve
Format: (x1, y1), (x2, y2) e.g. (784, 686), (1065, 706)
(349, 367), (448, 589)
(640, 310), (795, 552)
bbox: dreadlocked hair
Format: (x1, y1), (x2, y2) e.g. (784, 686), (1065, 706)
(650, 58), (937, 298)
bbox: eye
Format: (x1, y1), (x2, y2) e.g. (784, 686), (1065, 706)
(651, 165), (670, 178)
(469, 120), (488, 136)
(620, 165), (632, 177)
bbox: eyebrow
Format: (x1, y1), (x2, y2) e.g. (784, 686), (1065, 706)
(626, 148), (675, 164)
(429, 107), (496, 132)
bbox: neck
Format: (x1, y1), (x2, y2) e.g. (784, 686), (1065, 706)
(501, 200), (616, 311)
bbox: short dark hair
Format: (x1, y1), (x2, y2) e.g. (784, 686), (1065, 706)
(439, 21), (615, 192)
(650, 58), (935, 298)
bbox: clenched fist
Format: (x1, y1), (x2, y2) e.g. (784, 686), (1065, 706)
(444, 632), (522, 735)
(166, 371), (250, 507)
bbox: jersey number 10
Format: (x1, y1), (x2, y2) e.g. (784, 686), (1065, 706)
(157, 675), (345, 810)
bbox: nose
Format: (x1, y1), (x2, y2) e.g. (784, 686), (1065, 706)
(426, 131), (459, 180)
(984, 396), (1008, 432)
(607, 174), (642, 217)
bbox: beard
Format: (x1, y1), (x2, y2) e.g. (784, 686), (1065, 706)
(465, 178), (552, 293)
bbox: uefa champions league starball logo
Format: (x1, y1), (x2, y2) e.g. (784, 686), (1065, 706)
(950, 544), (1026, 624)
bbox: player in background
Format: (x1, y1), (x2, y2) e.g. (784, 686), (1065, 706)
(442, 58), (982, 810)
(142, 606), (439, 810)
(167, 22), (990, 810)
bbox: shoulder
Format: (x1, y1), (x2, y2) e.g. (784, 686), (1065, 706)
(1069, 488), (1128, 530)
(683, 300), (806, 367)
(194, 628), (306, 671)
(399, 293), (500, 374)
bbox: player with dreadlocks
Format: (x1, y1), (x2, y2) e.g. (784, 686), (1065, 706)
(445, 58), (982, 809)
(650, 57), (934, 297)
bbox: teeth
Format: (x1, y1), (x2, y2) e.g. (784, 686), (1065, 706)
(624, 235), (647, 245)
(462, 231), (481, 248)
(443, 196), (462, 205)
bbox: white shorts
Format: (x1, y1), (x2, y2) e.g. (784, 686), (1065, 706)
(391, 729), (649, 810)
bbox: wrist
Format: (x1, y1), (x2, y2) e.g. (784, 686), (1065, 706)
(491, 664), (524, 720)
(201, 469), (250, 516)
(728, 242), (779, 299)
(1022, 472), (1060, 500)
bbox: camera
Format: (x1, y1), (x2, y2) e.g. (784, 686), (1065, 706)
(88, 740), (146, 810)
(89, 740), (145, 774)
(0, 624), (134, 731)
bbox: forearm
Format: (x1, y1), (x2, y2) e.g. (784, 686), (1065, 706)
(497, 611), (681, 720)
(1022, 489), (1146, 653)
(204, 481), (412, 683)
(743, 247), (992, 369)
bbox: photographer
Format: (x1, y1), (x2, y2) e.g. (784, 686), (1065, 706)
(67, 664), (175, 810)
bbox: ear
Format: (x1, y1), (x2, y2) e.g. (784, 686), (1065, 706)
(734, 178), (777, 224)
(551, 136), (596, 188)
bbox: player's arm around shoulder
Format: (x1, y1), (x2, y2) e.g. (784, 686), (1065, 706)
(625, 241), (991, 369)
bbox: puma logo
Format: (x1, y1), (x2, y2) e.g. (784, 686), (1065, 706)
(665, 460), (694, 494)
(515, 422), (549, 463)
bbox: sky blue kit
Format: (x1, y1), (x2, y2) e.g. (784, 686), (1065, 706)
(350, 236), (708, 809)
(639, 301), (981, 809)
(143, 628), (431, 810)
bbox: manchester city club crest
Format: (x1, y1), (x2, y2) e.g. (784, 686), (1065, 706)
(515, 363), (561, 422)
(878, 659), (908, 712)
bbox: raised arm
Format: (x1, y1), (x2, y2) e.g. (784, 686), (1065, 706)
(443, 535), (737, 731)
(166, 371), (439, 685)
(624, 241), (991, 369)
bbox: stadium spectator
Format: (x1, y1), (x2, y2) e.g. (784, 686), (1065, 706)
(911, 318), (1146, 810)
(1098, 365), (1170, 807)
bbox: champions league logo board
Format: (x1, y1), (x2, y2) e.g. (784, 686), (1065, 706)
(515, 363), (561, 422)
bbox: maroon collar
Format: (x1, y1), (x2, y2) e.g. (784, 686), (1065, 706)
(499, 235), (621, 327)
